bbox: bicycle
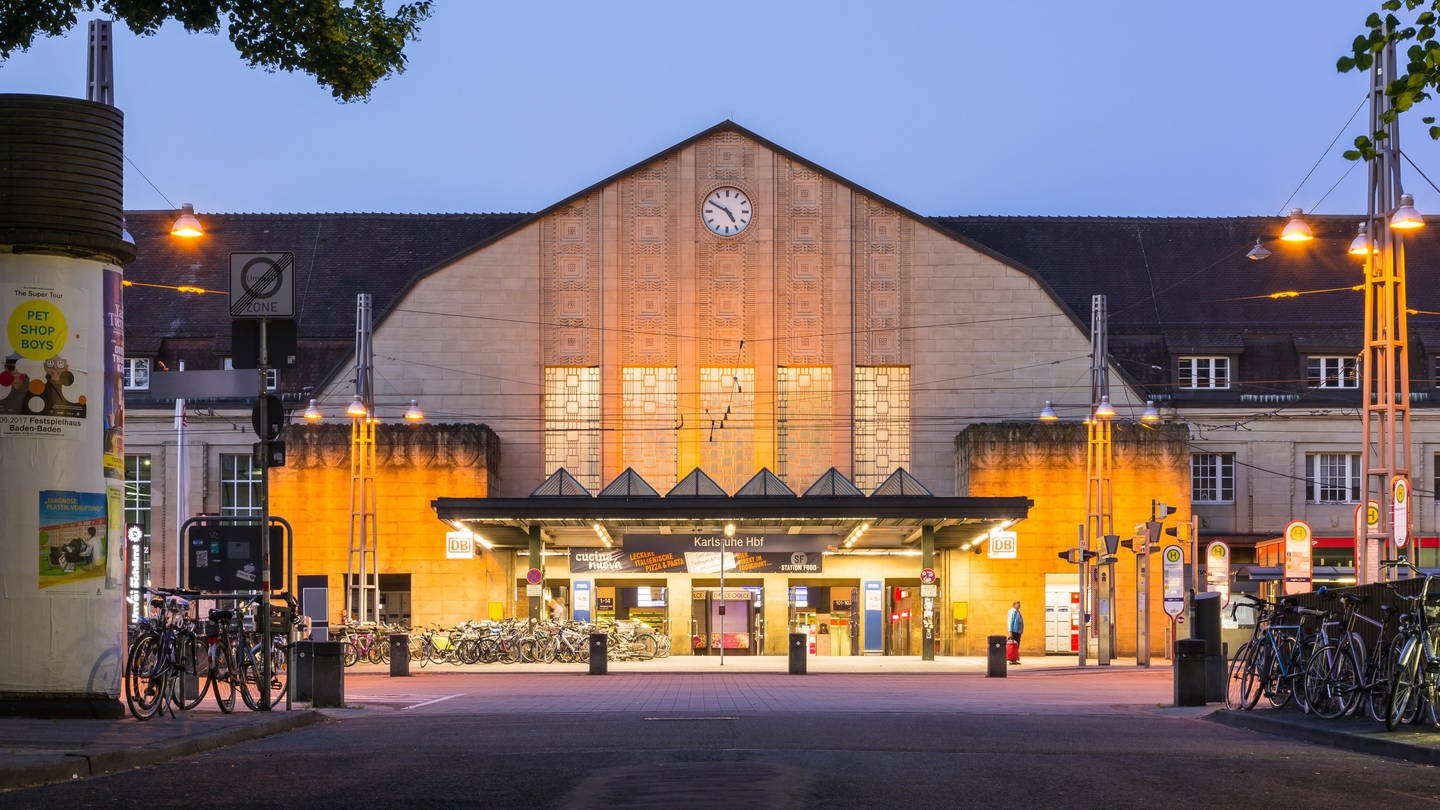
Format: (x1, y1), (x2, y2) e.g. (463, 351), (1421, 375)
(124, 587), (202, 720)
(1225, 593), (1324, 711)
(1383, 558), (1440, 731)
(1302, 589), (1370, 719)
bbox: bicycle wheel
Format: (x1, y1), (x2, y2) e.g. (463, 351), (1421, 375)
(236, 640), (266, 710)
(477, 638), (500, 664)
(534, 638), (557, 664)
(343, 641), (359, 668)
(124, 634), (163, 720)
(1365, 640), (1398, 723)
(427, 641), (450, 665)
(1268, 636), (1296, 710)
(269, 641), (290, 701)
(175, 634), (211, 711)
(1386, 635), (1422, 731)
(378, 639), (392, 665)
(212, 641), (237, 714)
(1224, 641), (1251, 710)
(1304, 643), (1350, 720)
(635, 634), (658, 660)
(1240, 641), (1269, 710)
(367, 640), (386, 665)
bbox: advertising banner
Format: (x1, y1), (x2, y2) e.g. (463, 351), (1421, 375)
(1, 281), (90, 440)
(37, 490), (107, 590)
(1393, 476), (1410, 549)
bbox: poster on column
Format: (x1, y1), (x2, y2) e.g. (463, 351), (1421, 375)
(1, 282), (90, 439)
(38, 490), (107, 591)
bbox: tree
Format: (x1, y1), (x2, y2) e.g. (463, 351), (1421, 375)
(1338, 1), (1440, 159)
(0, 0), (433, 102)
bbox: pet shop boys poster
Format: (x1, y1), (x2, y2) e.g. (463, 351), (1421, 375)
(1, 282), (89, 439)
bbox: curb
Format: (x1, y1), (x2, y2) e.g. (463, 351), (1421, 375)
(0, 710), (328, 792)
(1208, 709), (1440, 766)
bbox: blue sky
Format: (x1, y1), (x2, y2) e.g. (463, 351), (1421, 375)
(2, 1), (1430, 219)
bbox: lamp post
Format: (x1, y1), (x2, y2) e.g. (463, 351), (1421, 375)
(1286, 40), (1424, 584)
(1086, 294), (1117, 665)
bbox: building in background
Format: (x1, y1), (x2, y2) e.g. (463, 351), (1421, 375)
(117, 123), (1440, 656)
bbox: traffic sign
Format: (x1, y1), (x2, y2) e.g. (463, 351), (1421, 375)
(920, 567), (936, 584)
(1161, 544), (1185, 618)
(230, 252), (295, 318)
(526, 568), (543, 585)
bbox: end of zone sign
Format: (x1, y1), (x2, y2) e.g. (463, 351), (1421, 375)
(231, 253), (295, 318)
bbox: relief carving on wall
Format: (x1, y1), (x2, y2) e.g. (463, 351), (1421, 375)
(854, 198), (911, 366)
(542, 200), (600, 365)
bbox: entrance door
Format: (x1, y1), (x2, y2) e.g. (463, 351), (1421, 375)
(691, 587), (758, 655)
(1044, 574), (1080, 654)
(885, 584), (917, 656)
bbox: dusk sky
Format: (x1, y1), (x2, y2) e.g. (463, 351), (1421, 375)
(3, 1), (1434, 220)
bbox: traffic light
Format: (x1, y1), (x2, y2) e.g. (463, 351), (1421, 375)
(1151, 499), (1177, 521)
(1165, 521), (1192, 542)
(1057, 549), (1099, 564)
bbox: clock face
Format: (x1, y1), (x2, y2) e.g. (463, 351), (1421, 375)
(702, 187), (752, 236)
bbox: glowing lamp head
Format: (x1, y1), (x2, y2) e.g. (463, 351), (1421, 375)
(170, 203), (204, 238)
(1094, 395), (1116, 420)
(303, 399), (322, 422)
(1391, 193), (1424, 230)
(1038, 400), (1059, 422)
(1280, 208), (1313, 242)
(346, 395), (368, 418)
(1348, 222), (1376, 256)
(404, 399), (424, 422)
(1141, 400), (1160, 422)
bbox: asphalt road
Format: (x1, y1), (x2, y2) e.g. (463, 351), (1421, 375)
(3, 669), (1439, 809)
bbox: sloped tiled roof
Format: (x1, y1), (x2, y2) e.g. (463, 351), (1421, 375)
(121, 209), (525, 401)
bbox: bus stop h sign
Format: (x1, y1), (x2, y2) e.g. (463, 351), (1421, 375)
(230, 252), (295, 318)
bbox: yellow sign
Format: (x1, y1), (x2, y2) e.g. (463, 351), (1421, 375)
(7, 298), (67, 360)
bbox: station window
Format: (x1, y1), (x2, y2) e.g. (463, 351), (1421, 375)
(1178, 356), (1230, 390)
(854, 366), (910, 492)
(1305, 452), (1360, 503)
(123, 357), (151, 390)
(544, 367), (600, 491)
(1306, 356), (1358, 389)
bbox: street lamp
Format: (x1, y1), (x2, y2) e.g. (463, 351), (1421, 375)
(1283, 39), (1424, 584)
(170, 203), (203, 238)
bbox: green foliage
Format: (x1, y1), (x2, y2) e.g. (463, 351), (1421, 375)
(1339, 1), (1440, 159)
(0, 0), (433, 102)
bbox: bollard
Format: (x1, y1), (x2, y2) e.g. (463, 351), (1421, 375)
(389, 634), (410, 677)
(986, 635), (1007, 678)
(589, 633), (607, 675)
(293, 640), (315, 702)
(311, 640), (345, 708)
(789, 632), (807, 675)
(1174, 638), (1206, 706)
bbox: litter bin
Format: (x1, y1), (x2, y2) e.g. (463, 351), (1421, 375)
(1192, 592), (1224, 702)
(293, 640), (315, 702)
(589, 633), (607, 675)
(986, 635), (1007, 678)
(1174, 638), (1206, 706)
(312, 640), (345, 708)
(389, 634), (410, 677)
(789, 632), (807, 675)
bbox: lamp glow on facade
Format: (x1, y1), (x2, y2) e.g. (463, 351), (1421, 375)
(1280, 208), (1314, 242)
(170, 203), (203, 238)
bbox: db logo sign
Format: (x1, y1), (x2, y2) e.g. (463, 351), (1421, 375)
(445, 531), (474, 559)
(988, 530), (1018, 559)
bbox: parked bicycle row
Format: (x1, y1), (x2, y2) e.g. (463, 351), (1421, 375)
(1224, 558), (1440, 731)
(123, 587), (301, 720)
(329, 617), (672, 666)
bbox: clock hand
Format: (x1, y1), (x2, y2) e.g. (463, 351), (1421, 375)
(710, 201), (736, 222)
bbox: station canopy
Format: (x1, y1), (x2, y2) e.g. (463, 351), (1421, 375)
(432, 466), (1031, 552)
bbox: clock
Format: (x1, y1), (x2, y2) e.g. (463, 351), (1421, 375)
(702, 186), (752, 236)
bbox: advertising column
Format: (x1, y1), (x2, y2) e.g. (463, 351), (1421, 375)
(0, 94), (134, 715)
